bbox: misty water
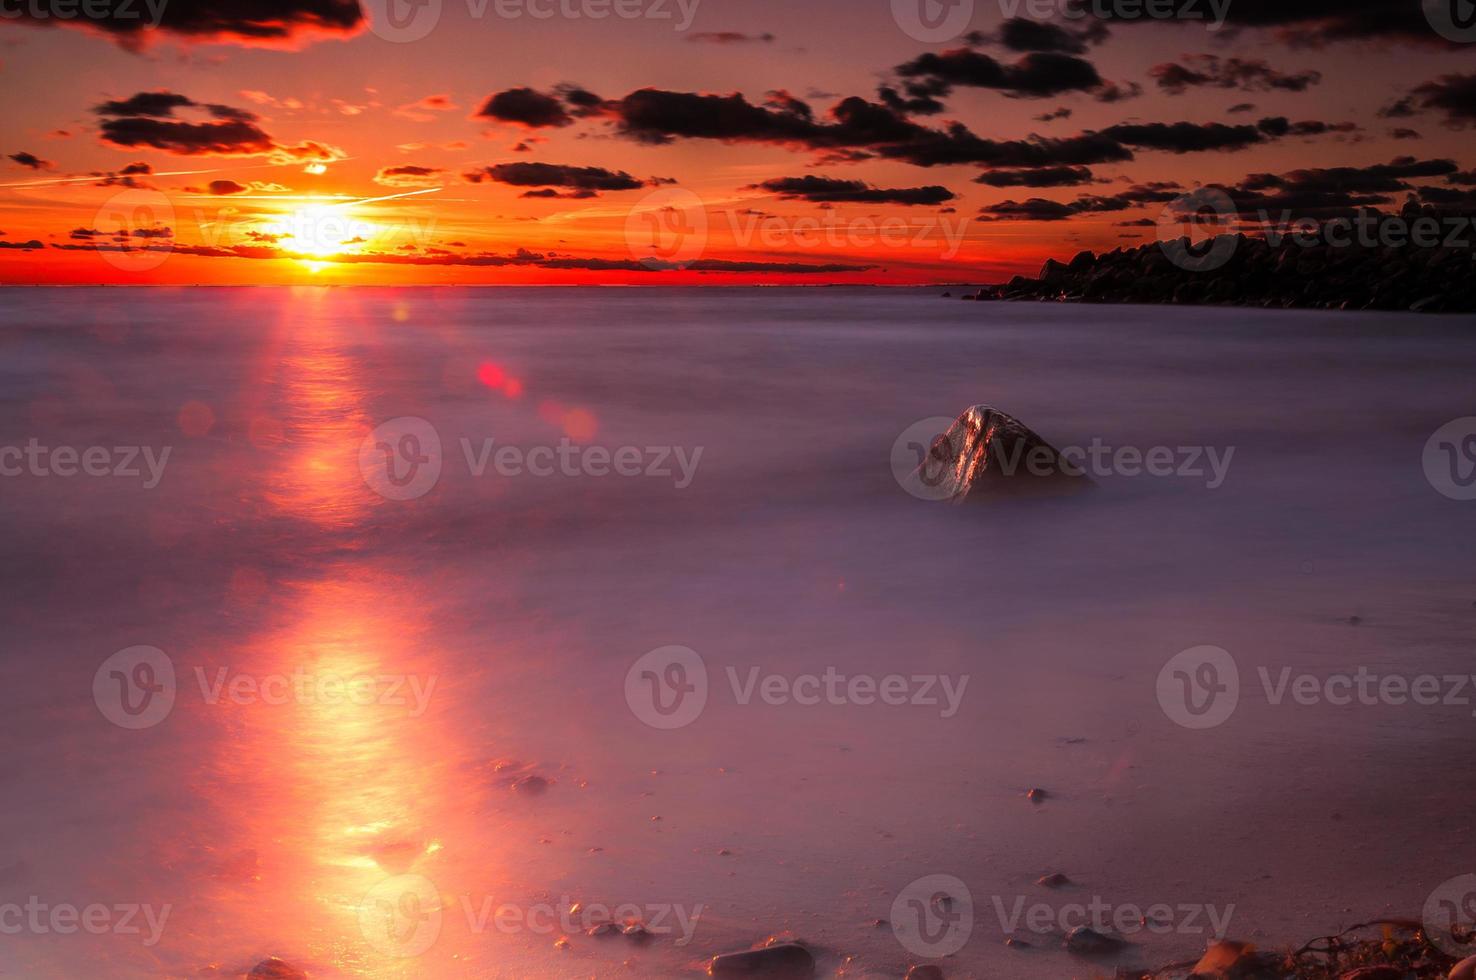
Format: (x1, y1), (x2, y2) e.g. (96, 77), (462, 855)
(2, 286), (1475, 978)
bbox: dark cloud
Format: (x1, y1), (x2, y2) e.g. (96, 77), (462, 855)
(969, 17), (1108, 54)
(207, 179), (247, 194)
(750, 175), (955, 205)
(687, 31), (775, 43)
(93, 90), (339, 159)
(1072, 0), (1454, 47)
(1035, 107), (1072, 122)
(2, 0), (361, 47)
(374, 164), (445, 187)
(1227, 103), (1257, 114)
(1400, 73), (1476, 126)
(975, 165), (1095, 188)
(1389, 127), (1422, 140)
(1150, 56), (1322, 94)
(476, 88), (574, 128)
(893, 49), (1106, 101)
(1100, 121), (1267, 153)
(1255, 117), (1360, 137)
(7, 152), (52, 170)
(1209, 156), (1460, 219)
(464, 162), (650, 197)
(978, 194), (1131, 221)
(0, 240), (44, 249)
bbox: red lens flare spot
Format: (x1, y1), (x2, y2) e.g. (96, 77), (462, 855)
(178, 400), (216, 438)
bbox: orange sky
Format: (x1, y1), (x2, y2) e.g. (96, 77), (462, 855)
(1, 0), (1473, 284)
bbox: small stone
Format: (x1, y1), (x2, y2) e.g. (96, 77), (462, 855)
(708, 943), (815, 978)
(1450, 955), (1476, 980)
(588, 923), (620, 937)
(623, 923), (652, 943)
(1004, 937), (1030, 948)
(1339, 968), (1403, 980)
(512, 774), (550, 795)
(1026, 788), (1048, 803)
(1037, 872), (1071, 888)
(1063, 926), (1120, 955)
(870, 918), (888, 929)
(554, 936), (570, 950)
(905, 966), (945, 980)
(248, 960), (307, 980)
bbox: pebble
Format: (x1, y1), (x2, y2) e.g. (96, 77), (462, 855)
(1339, 968), (1403, 980)
(708, 943), (815, 978)
(905, 966), (945, 980)
(247, 959), (307, 980)
(1062, 926), (1120, 955)
(1451, 955), (1476, 980)
(623, 923), (653, 943)
(588, 923), (620, 937)
(1026, 788), (1049, 803)
(1037, 872), (1071, 888)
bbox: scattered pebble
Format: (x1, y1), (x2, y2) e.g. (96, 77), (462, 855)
(247, 959), (306, 980)
(1063, 925), (1120, 955)
(708, 943), (815, 978)
(1037, 872), (1071, 888)
(1026, 788), (1049, 803)
(1004, 937), (1030, 948)
(1450, 954), (1476, 980)
(554, 936), (570, 950)
(588, 923), (620, 938)
(623, 923), (652, 943)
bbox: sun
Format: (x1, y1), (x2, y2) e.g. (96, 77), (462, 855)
(262, 205), (378, 264)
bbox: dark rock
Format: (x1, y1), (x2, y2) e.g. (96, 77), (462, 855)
(1026, 787), (1048, 803)
(906, 405), (1092, 502)
(588, 922), (620, 937)
(1068, 249), (1095, 272)
(708, 942), (815, 978)
(623, 923), (653, 942)
(248, 960), (307, 980)
(941, 291), (951, 298)
(905, 966), (945, 980)
(1037, 872), (1071, 888)
(1062, 926), (1120, 956)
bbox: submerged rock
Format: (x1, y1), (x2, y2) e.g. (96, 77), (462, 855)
(248, 959), (307, 980)
(907, 405), (1090, 502)
(905, 966), (945, 980)
(708, 942), (815, 978)
(1063, 926), (1120, 955)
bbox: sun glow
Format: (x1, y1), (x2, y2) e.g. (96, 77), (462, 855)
(263, 205), (378, 264)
